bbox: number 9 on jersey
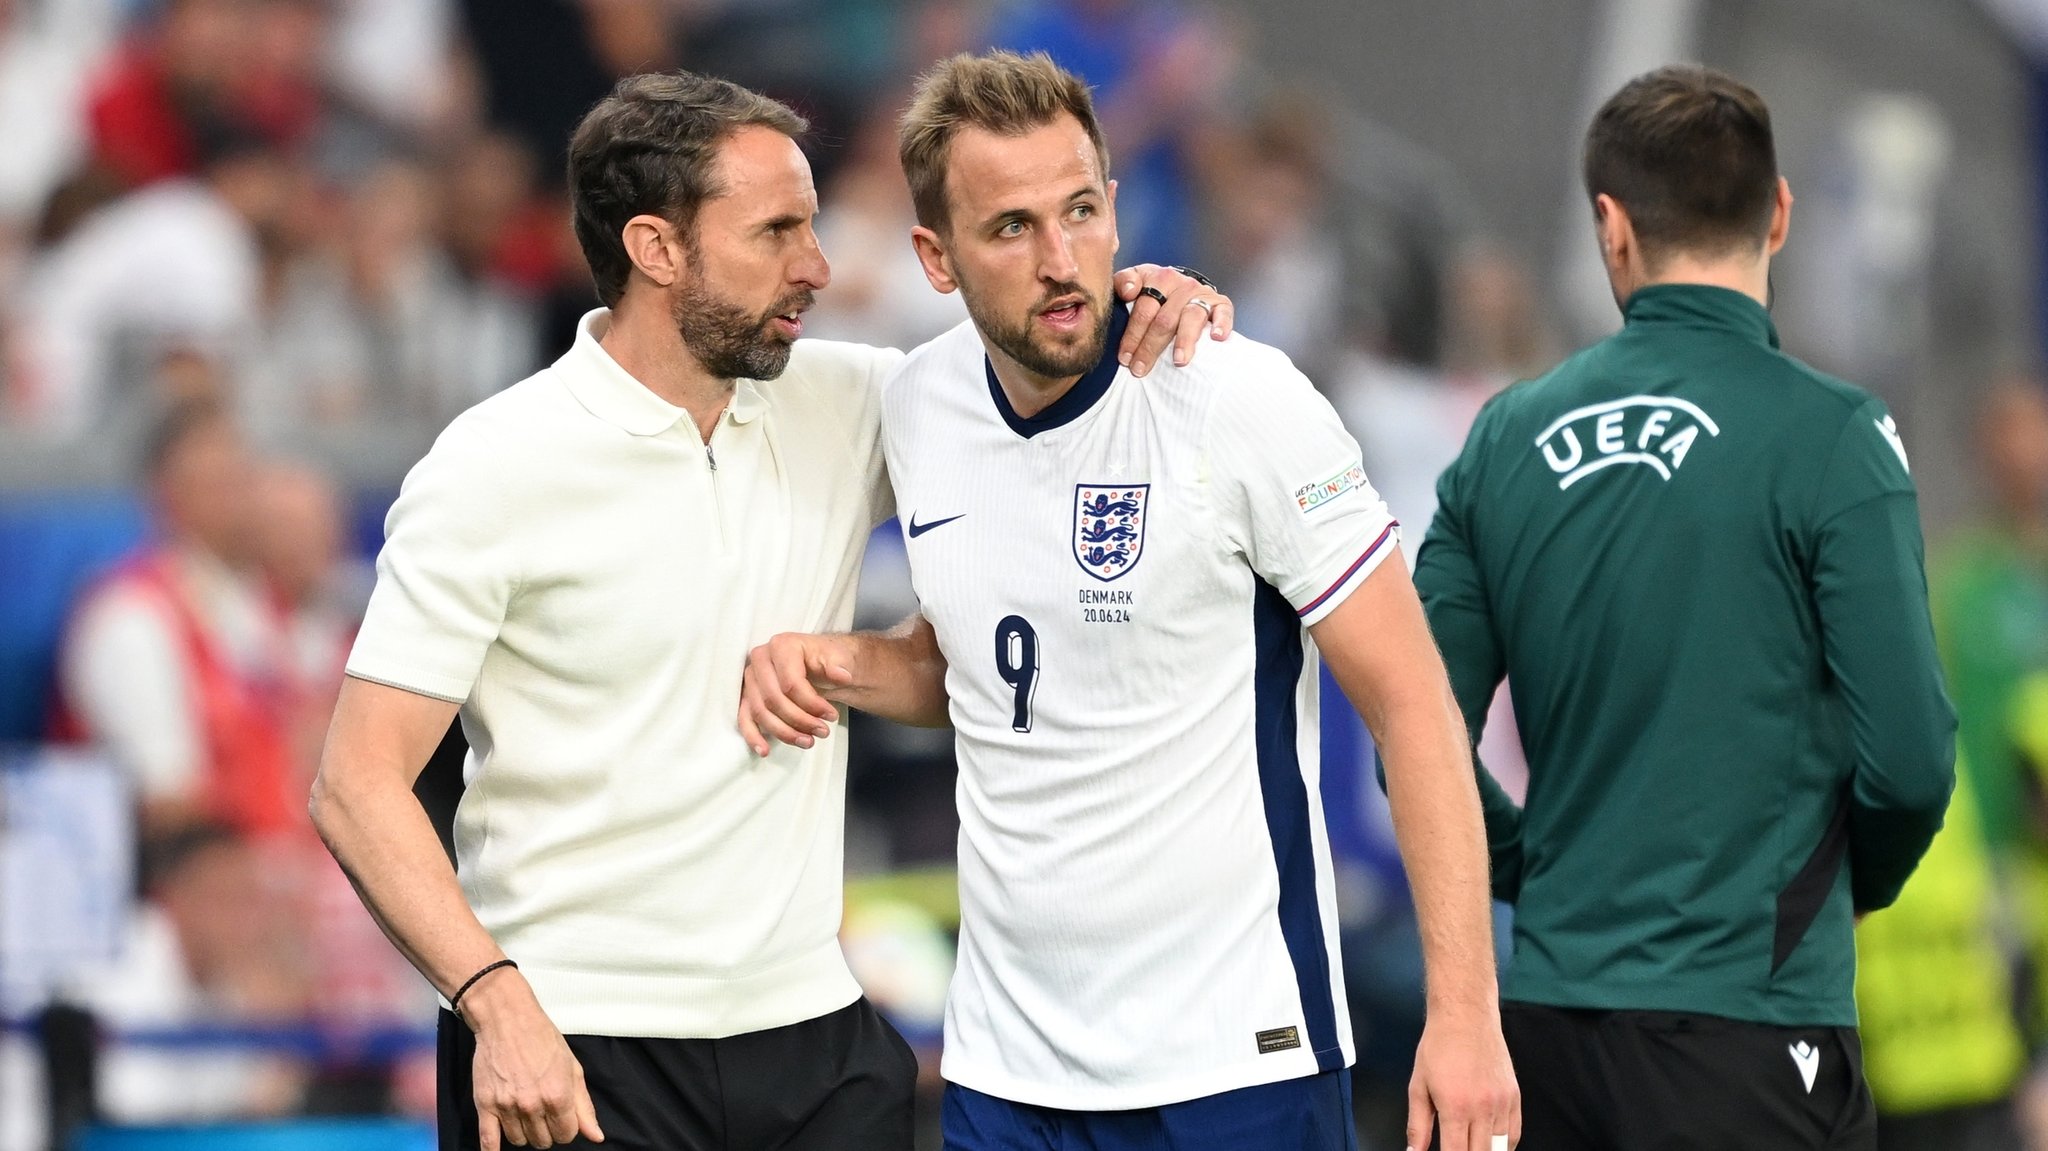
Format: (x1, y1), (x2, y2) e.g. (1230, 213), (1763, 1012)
(994, 615), (1039, 733)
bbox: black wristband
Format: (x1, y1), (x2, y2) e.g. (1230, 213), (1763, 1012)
(450, 958), (518, 1017)
(1169, 265), (1214, 289)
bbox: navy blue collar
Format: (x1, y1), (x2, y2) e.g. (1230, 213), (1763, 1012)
(984, 299), (1128, 439)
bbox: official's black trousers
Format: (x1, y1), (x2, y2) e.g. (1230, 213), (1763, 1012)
(437, 997), (918, 1151)
(1501, 1001), (1876, 1150)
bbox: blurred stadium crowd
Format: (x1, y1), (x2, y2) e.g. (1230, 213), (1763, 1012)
(2, 0), (2048, 1148)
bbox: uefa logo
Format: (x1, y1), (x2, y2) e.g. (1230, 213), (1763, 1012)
(1534, 396), (1720, 490)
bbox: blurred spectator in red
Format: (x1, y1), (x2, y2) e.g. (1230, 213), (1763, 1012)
(81, 822), (312, 1123)
(804, 107), (967, 350)
(987, 0), (1239, 264)
(51, 399), (301, 845)
(12, 127), (293, 437)
(236, 0), (327, 148)
(84, 0), (326, 191)
(83, 0), (250, 188)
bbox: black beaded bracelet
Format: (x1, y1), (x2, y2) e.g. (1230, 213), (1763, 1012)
(1169, 265), (1214, 289)
(450, 958), (518, 1018)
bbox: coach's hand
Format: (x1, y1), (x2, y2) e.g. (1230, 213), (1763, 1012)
(463, 971), (605, 1149)
(741, 632), (856, 754)
(1408, 1004), (1519, 1151)
(1113, 264), (1233, 377)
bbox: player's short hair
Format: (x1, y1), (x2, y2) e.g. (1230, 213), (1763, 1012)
(898, 50), (1110, 234)
(1583, 64), (1778, 267)
(568, 71), (808, 307)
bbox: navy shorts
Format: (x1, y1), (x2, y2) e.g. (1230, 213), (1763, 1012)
(941, 1069), (1356, 1150)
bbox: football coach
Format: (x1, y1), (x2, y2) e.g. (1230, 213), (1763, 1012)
(1413, 64), (1956, 1150)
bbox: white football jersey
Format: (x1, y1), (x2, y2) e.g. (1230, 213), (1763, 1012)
(883, 307), (1400, 1110)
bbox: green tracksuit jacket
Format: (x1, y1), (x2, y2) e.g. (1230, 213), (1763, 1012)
(1415, 283), (1957, 1027)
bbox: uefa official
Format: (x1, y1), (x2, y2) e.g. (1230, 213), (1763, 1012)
(1413, 65), (1956, 1149)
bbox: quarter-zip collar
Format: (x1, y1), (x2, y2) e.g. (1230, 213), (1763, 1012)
(563, 309), (769, 437)
(1622, 283), (1779, 350)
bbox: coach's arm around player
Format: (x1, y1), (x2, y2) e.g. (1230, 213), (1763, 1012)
(312, 679), (605, 1151)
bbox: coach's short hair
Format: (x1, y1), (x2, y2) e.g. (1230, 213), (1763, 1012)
(898, 50), (1110, 234)
(1583, 65), (1778, 266)
(568, 71), (808, 307)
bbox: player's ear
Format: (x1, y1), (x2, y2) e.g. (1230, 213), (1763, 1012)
(1107, 178), (1120, 258)
(622, 214), (685, 289)
(911, 225), (959, 294)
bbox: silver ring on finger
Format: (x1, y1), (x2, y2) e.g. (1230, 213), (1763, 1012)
(1188, 296), (1215, 316)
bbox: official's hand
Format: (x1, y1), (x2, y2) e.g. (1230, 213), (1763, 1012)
(740, 632), (857, 755)
(1407, 1005), (1519, 1151)
(1112, 264), (1234, 376)
(461, 970), (604, 1149)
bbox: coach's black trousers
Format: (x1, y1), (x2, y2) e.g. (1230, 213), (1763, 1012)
(437, 997), (917, 1151)
(1501, 1001), (1876, 1150)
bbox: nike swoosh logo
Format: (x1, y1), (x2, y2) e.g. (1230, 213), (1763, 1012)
(906, 513), (965, 538)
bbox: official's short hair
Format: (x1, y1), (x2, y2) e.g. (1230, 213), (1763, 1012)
(568, 71), (808, 306)
(898, 50), (1110, 234)
(1583, 65), (1778, 265)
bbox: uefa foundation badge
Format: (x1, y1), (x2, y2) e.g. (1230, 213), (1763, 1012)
(1073, 484), (1149, 581)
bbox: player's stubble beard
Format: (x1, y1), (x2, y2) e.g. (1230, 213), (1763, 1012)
(669, 258), (815, 382)
(962, 275), (1112, 381)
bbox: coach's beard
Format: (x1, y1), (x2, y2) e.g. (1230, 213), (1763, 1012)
(969, 279), (1111, 381)
(672, 277), (815, 382)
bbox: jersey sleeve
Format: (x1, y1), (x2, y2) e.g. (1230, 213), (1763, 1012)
(1206, 353), (1401, 627)
(859, 345), (902, 528)
(791, 339), (900, 529)
(1412, 398), (1525, 900)
(1806, 399), (1957, 912)
(345, 423), (522, 703)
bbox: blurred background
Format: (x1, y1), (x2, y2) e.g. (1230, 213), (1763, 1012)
(2, 0), (2047, 1148)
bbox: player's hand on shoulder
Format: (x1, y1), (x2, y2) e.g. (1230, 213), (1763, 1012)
(1112, 264), (1234, 377)
(740, 632), (856, 755)
(1408, 1004), (1521, 1151)
(463, 970), (604, 1149)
